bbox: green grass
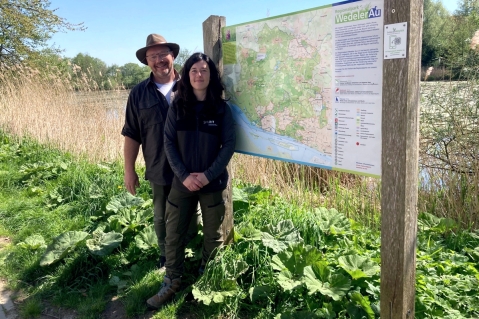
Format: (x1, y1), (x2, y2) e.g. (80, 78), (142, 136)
(0, 130), (478, 318)
(18, 297), (43, 319)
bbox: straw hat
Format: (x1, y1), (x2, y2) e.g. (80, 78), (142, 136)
(136, 34), (180, 64)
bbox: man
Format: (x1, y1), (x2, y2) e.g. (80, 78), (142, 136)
(121, 34), (197, 271)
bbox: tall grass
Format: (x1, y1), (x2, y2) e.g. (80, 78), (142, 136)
(230, 155), (381, 227)
(1, 64), (477, 229)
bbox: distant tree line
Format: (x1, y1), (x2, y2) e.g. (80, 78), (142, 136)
(41, 49), (192, 90)
(0, 0), (191, 90)
(1, 0), (479, 88)
(422, 0), (479, 79)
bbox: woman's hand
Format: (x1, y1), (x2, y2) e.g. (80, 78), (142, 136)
(183, 174), (203, 191)
(191, 172), (210, 186)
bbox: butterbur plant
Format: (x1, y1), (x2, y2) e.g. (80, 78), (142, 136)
(192, 246), (249, 307)
(2, 129), (479, 318)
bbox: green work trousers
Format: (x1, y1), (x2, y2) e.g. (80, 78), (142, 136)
(151, 182), (200, 257)
(164, 188), (225, 279)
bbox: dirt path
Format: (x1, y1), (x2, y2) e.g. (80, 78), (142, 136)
(0, 278), (16, 319)
(0, 237), (16, 319)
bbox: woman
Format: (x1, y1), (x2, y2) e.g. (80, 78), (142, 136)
(147, 53), (236, 309)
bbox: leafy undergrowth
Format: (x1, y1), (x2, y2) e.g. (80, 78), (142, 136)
(0, 132), (478, 318)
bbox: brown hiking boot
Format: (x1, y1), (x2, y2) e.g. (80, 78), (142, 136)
(146, 276), (181, 309)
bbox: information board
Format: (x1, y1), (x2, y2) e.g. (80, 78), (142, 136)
(222, 0), (384, 177)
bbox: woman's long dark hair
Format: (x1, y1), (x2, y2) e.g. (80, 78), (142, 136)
(176, 52), (226, 115)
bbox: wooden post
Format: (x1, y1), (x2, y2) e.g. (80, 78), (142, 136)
(381, 1), (423, 318)
(203, 15), (234, 244)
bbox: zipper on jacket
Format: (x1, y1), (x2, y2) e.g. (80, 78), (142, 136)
(195, 114), (199, 172)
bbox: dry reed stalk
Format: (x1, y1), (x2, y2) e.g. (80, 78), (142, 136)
(424, 66), (434, 81)
(470, 29), (479, 50)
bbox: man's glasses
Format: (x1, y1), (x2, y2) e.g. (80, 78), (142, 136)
(146, 51), (172, 61)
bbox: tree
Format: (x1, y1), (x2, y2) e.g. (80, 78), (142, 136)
(105, 64), (122, 89)
(421, 0), (479, 77)
(70, 53), (110, 90)
(0, 0), (84, 69)
(422, 0), (452, 66)
(455, 0), (479, 16)
(444, 0), (479, 71)
(119, 63), (150, 89)
(174, 48), (192, 71)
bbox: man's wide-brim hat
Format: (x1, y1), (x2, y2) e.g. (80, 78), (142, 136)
(136, 34), (180, 65)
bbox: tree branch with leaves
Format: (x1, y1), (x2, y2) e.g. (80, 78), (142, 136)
(0, 0), (85, 69)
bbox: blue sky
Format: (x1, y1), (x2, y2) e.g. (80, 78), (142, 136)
(48, 0), (460, 67)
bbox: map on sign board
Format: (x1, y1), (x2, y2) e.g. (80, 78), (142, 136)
(222, 0), (384, 177)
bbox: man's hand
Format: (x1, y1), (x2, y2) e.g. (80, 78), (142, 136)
(124, 169), (140, 195)
(192, 172), (210, 187)
(183, 174), (203, 192)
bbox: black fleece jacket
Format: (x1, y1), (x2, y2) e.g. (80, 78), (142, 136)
(164, 98), (236, 193)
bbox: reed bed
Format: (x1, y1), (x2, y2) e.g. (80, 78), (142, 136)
(1, 65), (477, 229)
(0, 65), (126, 162)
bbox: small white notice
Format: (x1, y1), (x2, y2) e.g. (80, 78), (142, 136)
(384, 22), (407, 59)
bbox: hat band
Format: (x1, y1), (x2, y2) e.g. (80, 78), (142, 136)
(148, 42), (168, 46)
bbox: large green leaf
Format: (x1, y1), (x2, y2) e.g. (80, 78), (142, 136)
(315, 303), (337, 319)
(418, 212), (458, 233)
(303, 264), (351, 300)
(261, 220), (302, 253)
(17, 234), (46, 250)
(346, 292), (375, 319)
(262, 232), (289, 253)
(107, 207), (152, 233)
(276, 269), (303, 291)
(192, 279), (239, 305)
(224, 260), (249, 279)
(418, 212), (442, 230)
(249, 285), (272, 302)
(40, 231), (88, 266)
(134, 225), (158, 251)
(271, 243), (323, 291)
(106, 192), (144, 213)
(237, 223), (262, 241)
(232, 187), (249, 202)
(86, 231), (123, 256)
(271, 243), (322, 275)
(232, 187), (250, 212)
(468, 246), (479, 262)
(314, 208), (351, 236)
(338, 255), (380, 280)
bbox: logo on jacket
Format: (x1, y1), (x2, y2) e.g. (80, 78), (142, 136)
(204, 120), (217, 127)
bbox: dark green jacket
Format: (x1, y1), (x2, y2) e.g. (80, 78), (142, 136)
(121, 73), (175, 185)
